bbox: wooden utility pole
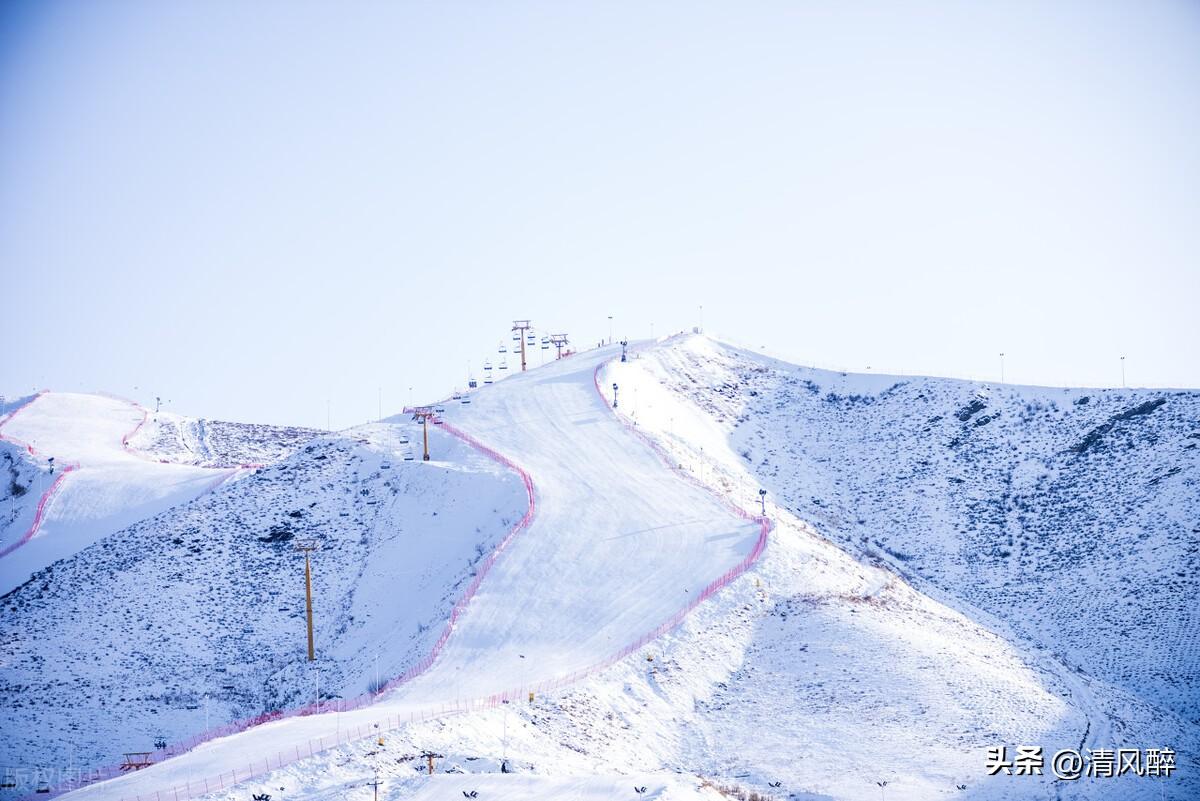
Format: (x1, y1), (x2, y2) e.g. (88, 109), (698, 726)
(366, 772), (381, 801)
(420, 750), (444, 775)
(512, 320), (532, 372)
(295, 540), (319, 661)
(549, 333), (569, 359)
(411, 407), (436, 461)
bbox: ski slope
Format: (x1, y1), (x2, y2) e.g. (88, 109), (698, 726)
(44, 335), (1196, 801)
(0, 393), (240, 595)
(59, 344), (765, 801)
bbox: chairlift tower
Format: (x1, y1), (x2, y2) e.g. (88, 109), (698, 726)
(411, 407), (437, 461)
(512, 320), (532, 372)
(549, 333), (570, 359)
(295, 540), (320, 661)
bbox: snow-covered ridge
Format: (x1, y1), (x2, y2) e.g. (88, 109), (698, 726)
(125, 410), (320, 469)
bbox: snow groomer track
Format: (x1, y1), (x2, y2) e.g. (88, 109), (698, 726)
(61, 342), (770, 801)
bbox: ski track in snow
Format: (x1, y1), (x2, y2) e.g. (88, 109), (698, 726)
(54, 344), (768, 801)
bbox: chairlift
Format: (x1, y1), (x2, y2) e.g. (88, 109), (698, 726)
(468, 377), (478, 389)
(512, 331), (521, 342)
(526, 333), (536, 346)
(399, 436), (409, 445)
(498, 359), (508, 371)
(380, 462), (391, 470)
(498, 343), (507, 355)
(1, 771), (16, 789)
(35, 781), (50, 794)
(461, 396), (471, 404)
(483, 377), (493, 385)
(435, 406), (446, 413)
(403, 453), (414, 462)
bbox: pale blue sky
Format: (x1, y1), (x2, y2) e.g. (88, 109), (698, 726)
(2, 1), (1198, 427)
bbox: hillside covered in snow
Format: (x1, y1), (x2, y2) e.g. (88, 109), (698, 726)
(1, 415), (526, 778)
(3, 337), (1195, 801)
(615, 337), (1199, 721)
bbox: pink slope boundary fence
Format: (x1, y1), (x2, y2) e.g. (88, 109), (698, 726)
(0, 391), (82, 561)
(45, 344), (769, 801)
(0, 464), (79, 560)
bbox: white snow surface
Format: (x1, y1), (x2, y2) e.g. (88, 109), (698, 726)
(8, 336), (1192, 801)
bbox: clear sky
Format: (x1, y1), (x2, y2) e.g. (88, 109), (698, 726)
(2, 0), (1197, 427)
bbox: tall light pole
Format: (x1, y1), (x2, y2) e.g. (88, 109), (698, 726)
(758, 489), (767, 516)
(612, 383), (619, 409)
(1000, 352), (1005, 384)
(295, 541), (320, 661)
(608, 315), (613, 345)
(699, 304), (704, 332)
(1120, 355), (1126, 388)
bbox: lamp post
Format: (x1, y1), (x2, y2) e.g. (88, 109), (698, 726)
(295, 541), (319, 661)
(608, 315), (613, 345)
(758, 489), (767, 516)
(1120, 355), (1126, 388)
(999, 352), (1005, 384)
(612, 383), (619, 409)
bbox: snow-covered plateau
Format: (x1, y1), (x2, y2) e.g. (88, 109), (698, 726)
(1, 335), (1195, 801)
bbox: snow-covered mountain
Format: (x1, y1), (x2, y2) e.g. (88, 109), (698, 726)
(615, 336), (1198, 718)
(3, 335), (1194, 801)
